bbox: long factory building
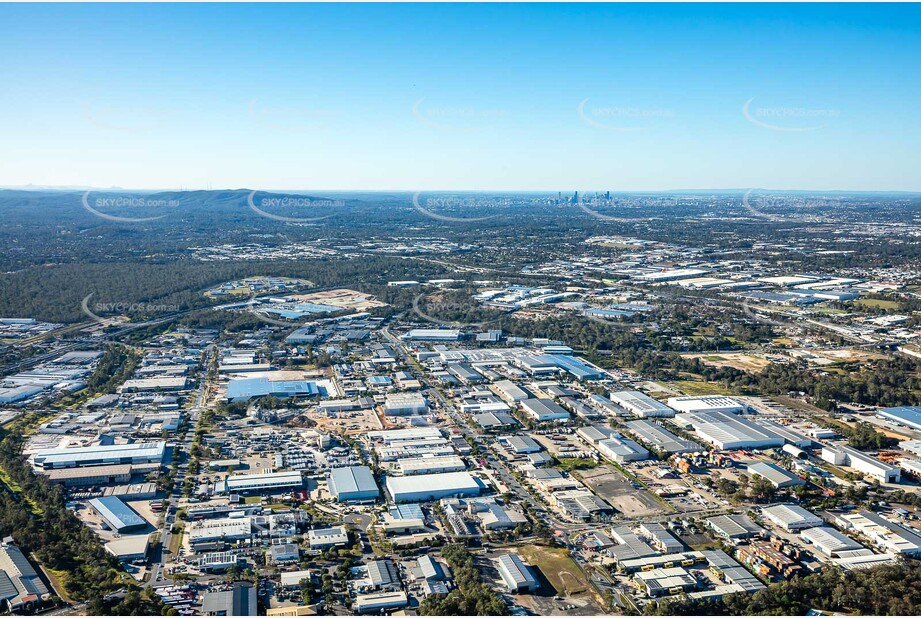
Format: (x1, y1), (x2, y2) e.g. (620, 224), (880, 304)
(215, 471), (304, 494)
(678, 411), (786, 450)
(609, 391), (675, 418)
(386, 471), (482, 503)
(624, 420), (702, 454)
(33, 441), (167, 470)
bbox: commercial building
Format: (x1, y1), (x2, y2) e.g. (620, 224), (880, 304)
(403, 329), (461, 341)
(104, 534), (151, 563)
(279, 570), (313, 589)
(472, 411), (518, 430)
(269, 543), (300, 563)
(747, 462), (806, 489)
(667, 396), (746, 415)
(519, 398), (570, 422)
(879, 406), (921, 431)
(415, 555), (446, 581)
(800, 527), (864, 557)
(386, 471), (482, 503)
(44, 464), (132, 487)
(493, 380), (530, 403)
(761, 504), (823, 531)
(354, 591), (408, 613)
(548, 354), (605, 380)
(33, 440), (166, 470)
(624, 420), (702, 454)
(609, 391), (675, 418)
(198, 552), (243, 573)
(608, 526), (658, 562)
(0, 539), (50, 612)
(366, 559), (400, 590)
(89, 496), (147, 533)
(840, 446), (900, 483)
(640, 523), (684, 554)
(552, 490), (613, 521)
(596, 435), (650, 463)
(398, 455), (466, 476)
(202, 582), (257, 616)
(577, 424), (618, 445)
(383, 392), (429, 416)
(367, 428), (442, 444)
(380, 504), (427, 534)
(617, 551), (705, 574)
(706, 514), (764, 540)
(0, 385), (43, 404)
(217, 471), (303, 494)
(121, 376), (188, 392)
(308, 526), (349, 550)
(756, 420), (814, 448)
(700, 549), (765, 594)
(500, 435), (542, 454)
(226, 377), (319, 402)
(633, 566), (698, 597)
(683, 411), (785, 450)
(327, 466), (379, 501)
(839, 511), (921, 556)
(188, 518), (252, 546)
(496, 554), (539, 593)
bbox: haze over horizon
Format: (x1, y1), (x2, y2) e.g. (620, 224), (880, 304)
(2, 3), (920, 191)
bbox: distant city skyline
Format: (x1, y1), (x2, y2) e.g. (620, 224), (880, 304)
(1, 3), (920, 191)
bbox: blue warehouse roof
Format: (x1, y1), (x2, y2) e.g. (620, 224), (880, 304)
(226, 377), (320, 401)
(880, 407), (921, 431)
(89, 496), (147, 532)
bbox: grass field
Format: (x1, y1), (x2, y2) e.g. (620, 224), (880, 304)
(168, 525), (184, 555)
(854, 298), (901, 310)
(46, 568), (77, 604)
(670, 380), (732, 396)
(683, 352), (771, 373)
(0, 466), (43, 515)
(518, 545), (590, 597)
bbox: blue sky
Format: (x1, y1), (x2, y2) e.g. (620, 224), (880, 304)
(1, 3), (919, 191)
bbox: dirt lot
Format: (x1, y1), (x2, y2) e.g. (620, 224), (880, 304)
(786, 347), (887, 366)
(682, 352), (772, 373)
(309, 408), (384, 435)
(508, 546), (604, 615)
(577, 465), (669, 517)
(289, 288), (387, 311)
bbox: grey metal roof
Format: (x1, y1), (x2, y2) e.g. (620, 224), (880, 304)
(328, 465), (378, 498)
